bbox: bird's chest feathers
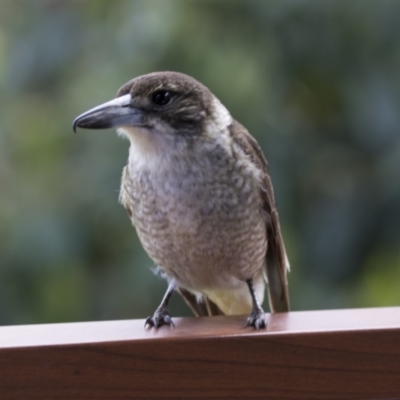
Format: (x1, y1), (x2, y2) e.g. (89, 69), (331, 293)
(123, 133), (259, 237)
(127, 154), (215, 235)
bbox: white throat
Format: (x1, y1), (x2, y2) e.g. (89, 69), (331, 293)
(118, 126), (171, 172)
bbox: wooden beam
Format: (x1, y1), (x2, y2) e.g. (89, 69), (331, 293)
(1, 307), (400, 399)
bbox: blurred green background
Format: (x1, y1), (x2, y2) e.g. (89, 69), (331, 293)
(0, 0), (399, 325)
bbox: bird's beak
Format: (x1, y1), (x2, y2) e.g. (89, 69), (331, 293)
(72, 94), (143, 132)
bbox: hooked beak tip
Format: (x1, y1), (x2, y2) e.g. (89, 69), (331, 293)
(72, 118), (78, 133)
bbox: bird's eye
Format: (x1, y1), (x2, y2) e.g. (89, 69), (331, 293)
(152, 90), (172, 106)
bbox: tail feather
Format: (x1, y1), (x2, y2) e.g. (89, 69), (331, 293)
(177, 287), (223, 316)
(265, 229), (290, 313)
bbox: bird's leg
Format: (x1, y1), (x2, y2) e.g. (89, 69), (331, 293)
(244, 278), (267, 329)
(145, 281), (176, 328)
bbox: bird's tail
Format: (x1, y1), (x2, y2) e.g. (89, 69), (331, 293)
(265, 228), (290, 313)
(177, 287), (224, 316)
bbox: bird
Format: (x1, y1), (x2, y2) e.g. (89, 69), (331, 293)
(73, 71), (290, 329)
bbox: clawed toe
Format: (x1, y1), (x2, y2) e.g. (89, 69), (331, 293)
(145, 307), (174, 329)
(245, 309), (266, 330)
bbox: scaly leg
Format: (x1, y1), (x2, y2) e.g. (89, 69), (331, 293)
(244, 278), (266, 329)
(145, 281), (176, 328)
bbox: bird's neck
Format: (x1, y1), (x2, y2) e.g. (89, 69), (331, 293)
(124, 131), (231, 176)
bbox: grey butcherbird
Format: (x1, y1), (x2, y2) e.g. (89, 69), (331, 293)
(73, 71), (290, 329)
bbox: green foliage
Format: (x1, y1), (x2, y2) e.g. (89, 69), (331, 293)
(1, 0), (399, 324)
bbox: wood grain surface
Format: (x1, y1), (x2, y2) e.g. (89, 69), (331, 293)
(1, 307), (400, 399)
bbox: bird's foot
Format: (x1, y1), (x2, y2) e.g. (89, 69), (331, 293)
(145, 306), (174, 329)
(244, 308), (266, 330)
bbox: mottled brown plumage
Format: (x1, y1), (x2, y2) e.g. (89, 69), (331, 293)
(73, 71), (290, 329)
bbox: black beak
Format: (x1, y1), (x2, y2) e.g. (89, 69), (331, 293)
(72, 94), (143, 132)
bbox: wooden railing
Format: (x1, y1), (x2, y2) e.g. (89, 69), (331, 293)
(1, 307), (400, 399)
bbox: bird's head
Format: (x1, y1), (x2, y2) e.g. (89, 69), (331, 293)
(73, 72), (232, 144)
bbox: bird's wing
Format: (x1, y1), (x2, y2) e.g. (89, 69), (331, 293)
(230, 120), (290, 312)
